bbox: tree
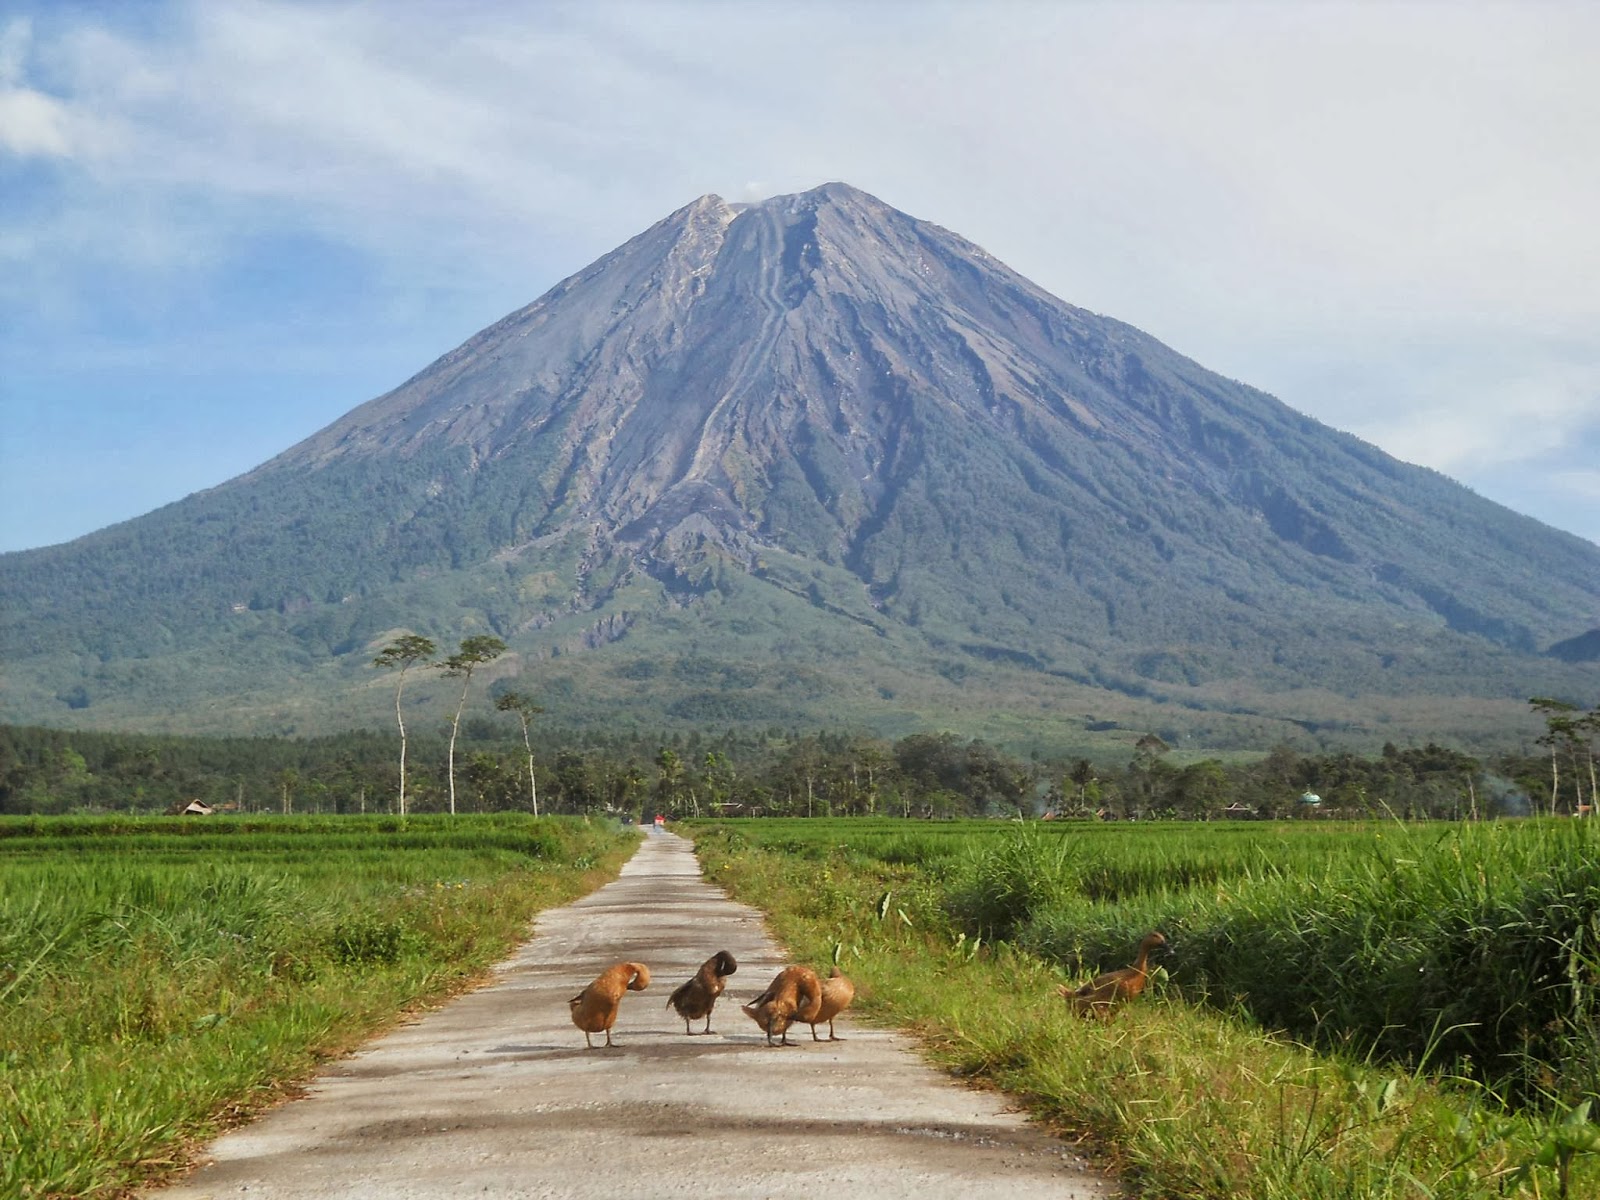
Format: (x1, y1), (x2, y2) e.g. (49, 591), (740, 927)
(278, 766), (299, 815)
(1531, 697), (1581, 815)
(464, 752), (510, 812)
(655, 747), (685, 815)
(1069, 758), (1096, 813)
(611, 764), (647, 822)
(702, 751), (734, 813)
(1127, 733), (1173, 817)
(1175, 759), (1229, 820)
(371, 634), (437, 817)
(554, 750), (597, 811)
(438, 636), (507, 816)
(495, 691), (545, 816)
(1582, 707), (1600, 812)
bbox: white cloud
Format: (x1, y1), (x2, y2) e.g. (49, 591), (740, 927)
(0, 84), (75, 157)
(0, 18), (77, 157)
(0, 17), (26, 83)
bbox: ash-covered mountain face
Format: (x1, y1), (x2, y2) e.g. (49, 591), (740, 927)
(2, 183), (1596, 744)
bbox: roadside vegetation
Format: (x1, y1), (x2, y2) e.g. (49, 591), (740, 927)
(4, 697), (1595, 1196)
(686, 818), (1600, 1199)
(0, 813), (636, 1199)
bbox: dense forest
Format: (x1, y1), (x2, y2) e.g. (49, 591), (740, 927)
(3, 698), (1594, 821)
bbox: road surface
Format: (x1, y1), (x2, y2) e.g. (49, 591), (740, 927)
(154, 830), (1110, 1198)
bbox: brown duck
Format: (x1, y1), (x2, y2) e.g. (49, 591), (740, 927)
(741, 965), (823, 1046)
(804, 967), (855, 1041)
(569, 961), (651, 1048)
(1058, 932), (1167, 1018)
(666, 950), (738, 1035)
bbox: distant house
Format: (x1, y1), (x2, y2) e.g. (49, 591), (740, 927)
(1298, 791), (1323, 807)
(167, 800), (215, 816)
(1222, 803), (1258, 820)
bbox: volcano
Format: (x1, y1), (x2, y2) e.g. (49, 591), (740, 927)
(3, 183), (1596, 749)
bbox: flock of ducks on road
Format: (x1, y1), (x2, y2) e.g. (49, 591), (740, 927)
(566, 951), (856, 1049)
(568, 931), (1170, 1048)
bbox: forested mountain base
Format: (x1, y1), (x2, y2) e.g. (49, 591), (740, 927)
(2, 706), (1593, 820)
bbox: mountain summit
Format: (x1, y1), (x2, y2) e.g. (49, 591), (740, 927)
(4, 184), (1596, 747)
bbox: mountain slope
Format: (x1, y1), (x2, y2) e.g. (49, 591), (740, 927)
(2, 183), (1595, 750)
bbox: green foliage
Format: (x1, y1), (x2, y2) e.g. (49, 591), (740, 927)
(946, 824), (1081, 940)
(371, 633), (438, 671)
(693, 816), (1600, 1109)
(688, 817), (1600, 1198)
(0, 813), (635, 1198)
(2, 719), (1585, 828)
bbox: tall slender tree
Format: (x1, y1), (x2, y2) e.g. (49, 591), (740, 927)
(278, 767), (299, 816)
(495, 690), (544, 816)
(372, 634), (437, 817)
(1582, 707), (1600, 813)
(439, 636), (507, 815)
(655, 747), (684, 816)
(1531, 697), (1581, 815)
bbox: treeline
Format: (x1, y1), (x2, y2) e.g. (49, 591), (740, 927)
(2, 705), (1594, 820)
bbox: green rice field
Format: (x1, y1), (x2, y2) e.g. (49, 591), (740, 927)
(687, 816), (1600, 1199)
(0, 813), (636, 1199)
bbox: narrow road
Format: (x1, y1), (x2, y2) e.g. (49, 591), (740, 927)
(154, 831), (1109, 1199)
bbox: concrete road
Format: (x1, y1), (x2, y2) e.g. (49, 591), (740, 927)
(154, 830), (1111, 1199)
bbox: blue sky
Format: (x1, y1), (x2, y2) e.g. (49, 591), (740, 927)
(2, 0), (1597, 552)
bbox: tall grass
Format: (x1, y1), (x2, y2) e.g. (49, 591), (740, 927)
(0, 813), (635, 1199)
(930, 818), (1600, 1106)
(687, 817), (1600, 1198)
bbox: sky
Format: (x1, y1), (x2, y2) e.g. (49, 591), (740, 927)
(1, 0), (1597, 553)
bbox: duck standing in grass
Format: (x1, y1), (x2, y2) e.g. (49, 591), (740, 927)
(1058, 931), (1167, 1018)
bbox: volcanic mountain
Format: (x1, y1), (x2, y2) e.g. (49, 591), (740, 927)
(3, 183), (1596, 749)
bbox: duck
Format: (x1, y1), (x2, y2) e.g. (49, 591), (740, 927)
(569, 961), (651, 1048)
(666, 950), (738, 1035)
(741, 965), (823, 1046)
(804, 966), (855, 1041)
(1058, 931), (1167, 1018)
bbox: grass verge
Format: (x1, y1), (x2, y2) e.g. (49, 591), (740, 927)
(0, 813), (637, 1199)
(688, 820), (1599, 1199)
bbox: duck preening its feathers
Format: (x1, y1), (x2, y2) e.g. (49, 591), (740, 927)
(741, 965), (823, 1046)
(569, 961), (651, 1048)
(666, 950), (738, 1034)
